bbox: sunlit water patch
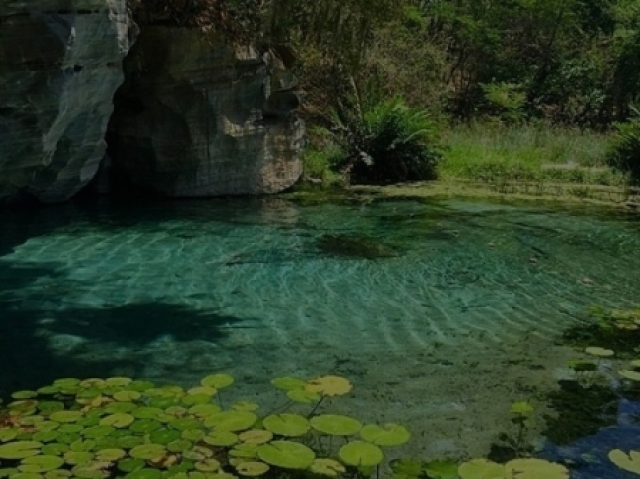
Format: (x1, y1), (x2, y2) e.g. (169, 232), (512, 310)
(0, 197), (639, 460)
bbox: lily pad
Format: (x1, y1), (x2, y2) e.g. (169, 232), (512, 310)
(150, 429), (181, 445)
(83, 425), (115, 438)
(0, 441), (43, 459)
(12, 391), (38, 400)
(270, 377), (306, 391)
(238, 430), (273, 445)
(310, 459), (346, 477)
(18, 456), (64, 473)
(585, 347), (614, 358)
(182, 429), (205, 442)
(181, 394), (212, 407)
(194, 459), (221, 472)
(0, 430), (17, 443)
(187, 387), (218, 396)
(95, 448), (127, 462)
(125, 469), (162, 479)
(505, 458), (569, 479)
(189, 404), (221, 418)
(11, 473), (43, 479)
(286, 389), (321, 404)
(609, 449), (640, 475)
(258, 441), (315, 469)
(510, 402), (534, 415)
(233, 401), (259, 412)
(230, 443), (259, 459)
(70, 440), (96, 452)
(63, 451), (94, 465)
(458, 459), (505, 479)
(118, 458), (145, 473)
(203, 431), (239, 447)
(306, 376), (352, 397)
(127, 381), (156, 392)
(236, 461), (269, 477)
(201, 374), (234, 389)
(49, 411), (82, 423)
(204, 411), (256, 432)
(339, 441), (384, 467)
(42, 444), (69, 456)
(619, 370), (640, 381)
(360, 423), (410, 446)
(311, 415), (362, 436)
(424, 460), (459, 479)
(263, 414), (310, 437)
(104, 402), (137, 414)
(131, 407), (163, 419)
(44, 471), (71, 479)
(100, 413), (134, 428)
(113, 391), (142, 402)
(129, 444), (166, 460)
(130, 420), (162, 434)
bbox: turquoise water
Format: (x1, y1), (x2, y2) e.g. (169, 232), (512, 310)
(1, 197), (639, 459)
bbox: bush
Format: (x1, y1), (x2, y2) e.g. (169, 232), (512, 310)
(607, 111), (640, 183)
(322, 97), (443, 185)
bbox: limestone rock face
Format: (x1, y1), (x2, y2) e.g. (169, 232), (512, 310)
(0, 0), (133, 203)
(108, 27), (305, 197)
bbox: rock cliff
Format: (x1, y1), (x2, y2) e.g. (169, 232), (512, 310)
(0, 0), (133, 203)
(108, 27), (304, 197)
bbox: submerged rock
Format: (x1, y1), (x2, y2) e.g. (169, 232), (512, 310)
(108, 27), (305, 197)
(0, 0), (134, 203)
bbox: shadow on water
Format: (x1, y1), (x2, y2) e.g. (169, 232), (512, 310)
(0, 260), (248, 399)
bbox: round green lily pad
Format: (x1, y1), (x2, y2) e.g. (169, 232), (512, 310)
(36, 386), (60, 396)
(0, 468), (18, 479)
(118, 458), (145, 473)
(311, 415), (362, 436)
(310, 458), (346, 477)
(70, 440), (96, 452)
(57, 424), (83, 434)
(0, 430), (17, 443)
(113, 391), (141, 402)
(116, 435), (144, 449)
(149, 428), (181, 445)
(167, 439), (193, 453)
(132, 407), (163, 419)
(0, 441), (43, 459)
(95, 448), (127, 462)
(12, 391), (38, 400)
(360, 423), (410, 446)
(127, 381), (155, 392)
(239, 430), (273, 445)
(183, 446), (214, 461)
(44, 470), (72, 479)
(11, 473), (43, 479)
(100, 413), (134, 428)
(257, 441), (315, 469)
(585, 347), (614, 357)
(194, 459), (221, 472)
(37, 402), (64, 415)
(270, 377), (306, 391)
(105, 377), (132, 387)
(263, 414), (310, 437)
(129, 444), (166, 460)
(182, 429), (205, 442)
(201, 374), (234, 389)
(187, 387), (218, 396)
(49, 411), (82, 424)
(230, 443), (259, 459)
(286, 389), (321, 404)
(105, 402), (137, 414)
(125, 468), (162, 479)
(458, 459), (505, 479)
(505, 458), (569, 479)
(56, 433), (81, 445)
(130, 420), (162, 434)
(619, 370), (640, 381)
(189, 404), (221, 417)
(236, 461), (269, 477)
(339, 441), (384, 467)
(181, 394), (212, 407)
(203, 431), (239, 447)
(82, 425), (115, 439)
(169, 418), (202, 431)
(609, 450), (640, 475)
(63, 451), (94, 465)
(18, 455), (64, 473)
(42, 443), (69, 456)
(232, 401), (259, 412)
(32, 431), (58, 443)
(204, 411), (257, 432)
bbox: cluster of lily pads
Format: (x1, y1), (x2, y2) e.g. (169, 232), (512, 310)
(0, 374), (413, 479)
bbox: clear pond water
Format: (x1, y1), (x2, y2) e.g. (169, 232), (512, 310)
(1, 196), (639, 467)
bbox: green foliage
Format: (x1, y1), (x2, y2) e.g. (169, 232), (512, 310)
(322, 97), (443, 184)
(606, 111), (640, 183)
(480, 82), (526, 123)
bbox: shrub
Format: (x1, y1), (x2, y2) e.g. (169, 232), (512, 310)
(321, 97), (443, 185)
(606, 110), (640, 183)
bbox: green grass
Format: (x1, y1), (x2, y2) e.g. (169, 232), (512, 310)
(440, 122), (628, 187)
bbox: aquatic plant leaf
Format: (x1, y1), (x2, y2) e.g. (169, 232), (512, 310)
(286, 389), (321, 404)
(630, 360), (640, 368)
(132, 407), (163, 419)
(33, 431), (58, 443)
(619, 370), (640, 381)
(458, 459), (505, 479)
(169, 418), (202, 431)
(105, 377), (132, 387)
(129, 444), (166, 460)
(182, 429), (205, 442)
(339, 441), (384, 467)
(311, 415), (362, 436)
(258, 441), (315, 469)
(263, 414), (310, 437)
(0, 469), (18, 479)
(124, 468), (162, 479)
(44, 470), (71, 479)
(150, 428), (181, 445)
(181, 394), (212, 407)
(70, 440), (96, 452)
(230, 443), (259, 459)
(118, 458), (145, 473)
(116, 435), (144, 449)
(83, 425), (115, 438)
(100, 413), (134, 428)
(208, 474), (238, 479)
(0, 441), (43, 459)
(233, 401), (259, 412)
(12, 391), (38, 400)
(201, 374), (234, 389)
(18, 455), (64, 473)
(306, 376), (352, 397)
(270, 377), (307, 391)
(505, 458), (569, 479)
(238, 430), (273, 445)
(585, 347), (614, 357)
(360, 423), (410, 446)
(37, 401), (64, 415)
(187, 387), (218, 396)
(95, 448), (126, 462)
(37, 386), (60, 396)
(11, 473), (43, 479)
(63, 451), (94, 465)
(130, 420), (162, 434)
(183, 445), (214, 461)
(113, 391), (142, 402)
(203, 431), (239, 447)
(510, 402), (534, 415)
(390, 458), (423, 477)
(609, 449), (640, 475)
(204, 411), (257, 432)
(167, 439), (193, 453)
(236, 461), (269, 477)
(189, 404), (221, 418)
(49, 411), (82, 423)
(41, 444), (69, 456)
(127, 381), (155, 392)
(424, 460), (459, 479)
(194, 458), (222, 472)
(105, 402), (137, 414)
(0, 430), (17, 443)
(310, 459), (346, 477)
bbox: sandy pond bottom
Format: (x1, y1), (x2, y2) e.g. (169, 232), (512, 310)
(1, 196), (639, 468)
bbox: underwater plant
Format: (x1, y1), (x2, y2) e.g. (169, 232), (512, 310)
(0, 374), (411, 479)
